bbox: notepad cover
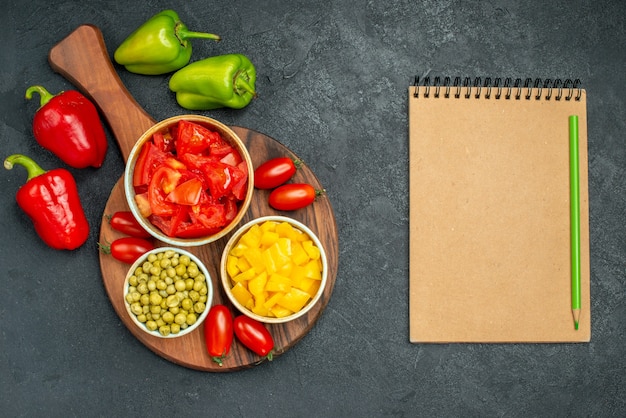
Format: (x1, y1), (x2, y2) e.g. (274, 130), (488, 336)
(408, 84), (590, 343)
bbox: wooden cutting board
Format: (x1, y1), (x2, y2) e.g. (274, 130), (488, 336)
(48, 25), (339, 371)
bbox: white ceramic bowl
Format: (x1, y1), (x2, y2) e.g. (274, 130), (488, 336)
(220, 216), (328, 324)
(124, 115), (254, 247)
(123, 247), (213, 338)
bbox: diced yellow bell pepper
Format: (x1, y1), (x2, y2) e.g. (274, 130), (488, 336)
(263, 292), (284, 309)
(262, 247), (277, 275)
(233, 268), (256, 283)
(248, 271), (268, 296)
(266, 273), (292, 292)
(259, 220), (276, 233)
(291, 242), (310, 266)
(240, 224), (262, 248)
(226, 255), (241, 278)
(236, 255), (251, 273)
(277, 237), (292, 256)
(269, 241), (291, 269)
(252, 299), (270, 317)
(260, 230), (279, 247)
(277, 288), (311, 313)
(277, 261), (293, 277)
(275, 221), (298, 240)
(302, 240), (321, 260)
(295, 276), (321, 297)
(243, 247), (265, 273)
(231, 282), (253, 307)
(230, 242), (248, 257)
(270, 305), (293, 318)
(302, 259), (322, 280)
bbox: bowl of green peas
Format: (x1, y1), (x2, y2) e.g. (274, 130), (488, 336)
(123, 247), (213, 338)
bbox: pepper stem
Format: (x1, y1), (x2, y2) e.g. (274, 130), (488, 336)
(177, 25), (221, 42)
(25, 85), (57, 108)
(234, 71), (258, 98)
(4, 154), (47, 181)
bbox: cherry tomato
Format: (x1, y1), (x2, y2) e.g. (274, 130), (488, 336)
(254, 157), (300, 189)
(107, 211), (151, 238)
(204, 305), (234, 366)
(233, 315), (274, 360)
(268, 183), (323, 211)
(99, 237), (154, 264)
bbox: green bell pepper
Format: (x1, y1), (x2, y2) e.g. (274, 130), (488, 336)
(114, 10), (221, 75)
(169, 54), (257, 110)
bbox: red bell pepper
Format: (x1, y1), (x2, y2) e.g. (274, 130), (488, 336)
(25, 85), (108, 169)
(4, 154), (90, 250)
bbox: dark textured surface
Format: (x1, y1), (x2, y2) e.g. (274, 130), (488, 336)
(1, 0), (625, 416)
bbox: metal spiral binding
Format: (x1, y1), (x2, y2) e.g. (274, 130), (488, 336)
(413, 76), (582, 101)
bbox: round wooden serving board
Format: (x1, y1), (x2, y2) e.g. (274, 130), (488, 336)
(49, 25), (338, 371)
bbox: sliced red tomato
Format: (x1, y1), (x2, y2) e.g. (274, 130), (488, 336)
(148, 166), (182, 216)
(175, 120), (223, 156)
(153, 130), (175, 153)
(166, 178), (203, 205)
(193, 203), (227, 230)
(133, 141), (169, 187)
(134, 192), (152, 217)
(220, 151), (242, 167)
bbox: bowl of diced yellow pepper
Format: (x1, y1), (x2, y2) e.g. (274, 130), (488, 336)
(220, 216), (327, 324)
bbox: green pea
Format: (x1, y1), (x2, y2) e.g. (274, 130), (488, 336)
(146, 321), (158, 331)
(179, 255), (191, 266)
(128, 275), (138, 287)
(181, 298), (193, 312)
(175, 264), (187, 277)
(166, 294), (180, 308)
(137, 314), (147, 323)
(149, 265), (161, 277)
(147, 280), (157, 292)
(185, 278), (194, 291)
(140, 294), (150, 306)
(162, 311), (174, 324)
(174, 313), (187, 325)
(147, 253), (158, 263)
(186, 313), (197, 326)
(174, 279), (186, 292)
(149, 293), (162, 306)
(187, 263), (199, 278)
(159, 325), (171, 336)
(131, 302), (142, 316)
(170, 323), (181, 334)
(142, 261), (152, 273)
(193, 302), (205, 314)
(136, 282), (148, 294)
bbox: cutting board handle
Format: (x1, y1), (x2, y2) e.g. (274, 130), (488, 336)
(48, 24), (156, 162)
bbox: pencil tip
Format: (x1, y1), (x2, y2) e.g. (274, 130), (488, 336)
(575, 321), (579, 330)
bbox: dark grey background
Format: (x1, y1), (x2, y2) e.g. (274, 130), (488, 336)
(2, 0), (624, 416)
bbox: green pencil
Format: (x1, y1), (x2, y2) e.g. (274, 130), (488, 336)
(569, 115), (581, 330)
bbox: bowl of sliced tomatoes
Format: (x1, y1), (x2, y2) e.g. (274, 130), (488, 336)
(124, 115), (254, 246)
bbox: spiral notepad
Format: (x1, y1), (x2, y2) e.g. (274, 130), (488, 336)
(408, 76), (590, 343)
